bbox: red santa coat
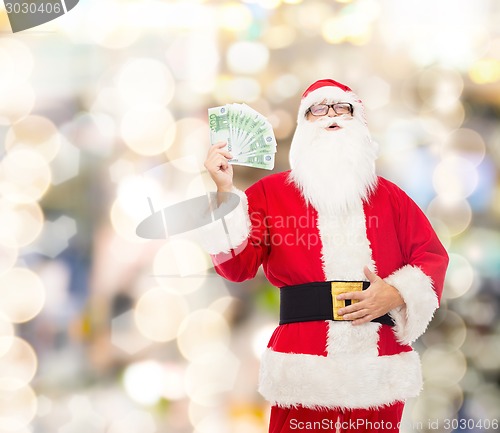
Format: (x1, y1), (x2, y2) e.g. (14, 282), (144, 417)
(203, 170), (448, 410)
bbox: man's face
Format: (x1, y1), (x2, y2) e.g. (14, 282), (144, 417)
(289, 95), (377, 213)
(305, 100), (353, 131)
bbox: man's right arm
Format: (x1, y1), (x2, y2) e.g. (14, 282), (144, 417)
(202, 142), (269, 282)
(204, 141), (234, 205)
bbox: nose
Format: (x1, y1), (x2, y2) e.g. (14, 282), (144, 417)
(326, 106), (339, 117)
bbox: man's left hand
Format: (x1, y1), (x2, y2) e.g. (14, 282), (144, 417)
(336, 266), (405, 326)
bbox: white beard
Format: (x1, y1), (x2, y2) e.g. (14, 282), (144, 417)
(289, 116), (378, 215)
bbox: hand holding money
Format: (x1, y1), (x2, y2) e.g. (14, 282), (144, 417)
(208, 103), (277, 170)
(204, 141), (234, 193)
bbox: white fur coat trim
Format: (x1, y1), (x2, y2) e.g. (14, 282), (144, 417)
(197, 188), (251, 255)
(385, 265), (439, 345)
(258, 348), (422, 409)
(317, 204), (376, 282)
(326, 321), (380, 357)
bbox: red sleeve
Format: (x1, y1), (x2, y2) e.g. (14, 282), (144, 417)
(384, 182), (449, 344)
(395, 187), (449, 303)
(212, 180), (271, 282)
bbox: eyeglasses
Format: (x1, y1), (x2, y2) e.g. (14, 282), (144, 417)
(307, 102), (353, 117)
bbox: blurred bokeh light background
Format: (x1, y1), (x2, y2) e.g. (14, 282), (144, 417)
(0, 0), (499, 432)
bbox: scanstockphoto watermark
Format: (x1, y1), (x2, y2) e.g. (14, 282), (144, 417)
(289, 417), (500, 431)
(250, 210), (380, 232)
(290, 418), (499, 432)
(289, 418), (399, 431)
(415, 418), (499, 430)
(249, 210), (380, 249)
(3, 0), (80, 33)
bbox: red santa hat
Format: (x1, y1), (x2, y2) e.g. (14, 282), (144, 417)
(297, 79), (366, 124)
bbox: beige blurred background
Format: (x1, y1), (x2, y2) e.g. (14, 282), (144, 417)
(0, 0), (499, 432)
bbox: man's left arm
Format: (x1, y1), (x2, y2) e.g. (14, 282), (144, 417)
(381, 190), (449, 344)
(338, 189), (449, 344)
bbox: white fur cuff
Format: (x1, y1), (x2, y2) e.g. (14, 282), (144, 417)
(385, 265), (439, 345)
(197, 188), (251, 255)
(259, 349), (422, 409)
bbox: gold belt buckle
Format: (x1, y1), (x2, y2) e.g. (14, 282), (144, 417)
(331, 281), (364, 320)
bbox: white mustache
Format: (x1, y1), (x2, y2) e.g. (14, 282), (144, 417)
(312, 117), (350, 128)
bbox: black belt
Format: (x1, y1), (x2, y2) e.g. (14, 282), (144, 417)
(279, 281), (395, 327)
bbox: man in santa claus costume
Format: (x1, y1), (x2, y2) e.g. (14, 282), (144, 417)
(203, 79), (449, 432)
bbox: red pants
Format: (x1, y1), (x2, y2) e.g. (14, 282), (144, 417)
(269, 402), (404, 433)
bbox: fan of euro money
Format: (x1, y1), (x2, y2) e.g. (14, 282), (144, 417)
(208, 103), (277, 170)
